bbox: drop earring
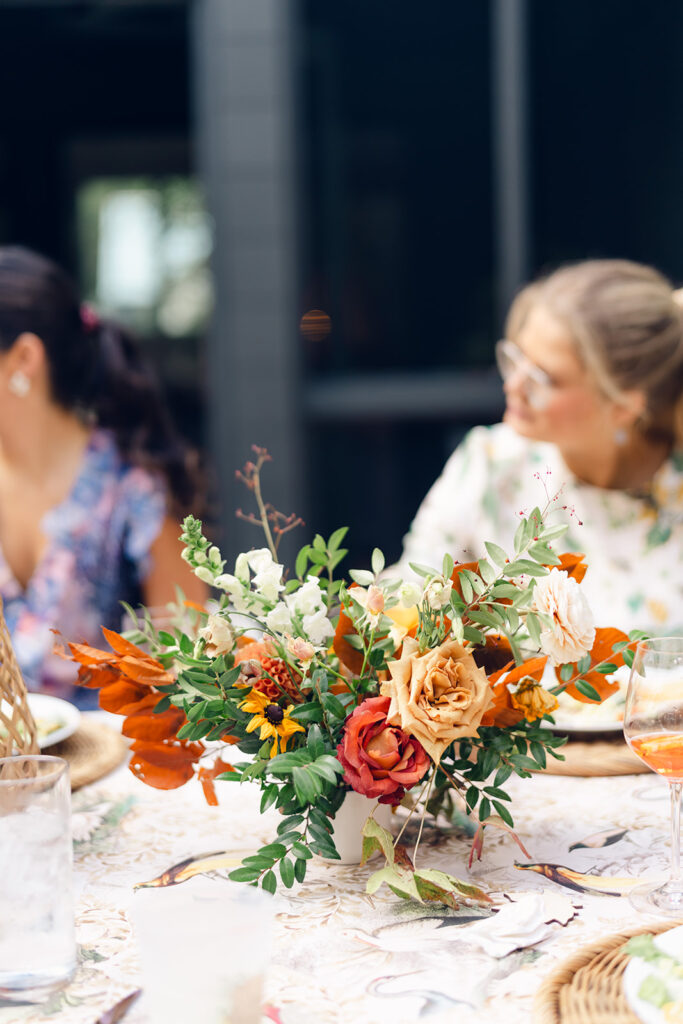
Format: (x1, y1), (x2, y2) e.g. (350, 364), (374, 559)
(614, 427), (628, 446)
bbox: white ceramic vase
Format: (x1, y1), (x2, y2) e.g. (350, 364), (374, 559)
(328, 790), (392, 865)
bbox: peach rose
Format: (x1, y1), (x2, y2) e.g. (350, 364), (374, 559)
(382, 637), (493, 763)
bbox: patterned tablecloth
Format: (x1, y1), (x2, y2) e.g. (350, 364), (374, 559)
(0, 716), (674, 1024)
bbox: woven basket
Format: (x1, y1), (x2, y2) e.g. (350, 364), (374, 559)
(0, 595), (38, 757)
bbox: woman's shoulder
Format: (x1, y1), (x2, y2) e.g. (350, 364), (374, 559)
(442, 422), (556, 478)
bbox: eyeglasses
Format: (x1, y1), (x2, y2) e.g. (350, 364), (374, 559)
(495, 339), (554, 409)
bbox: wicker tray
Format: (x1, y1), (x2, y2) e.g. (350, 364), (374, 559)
(537, 737), (649, 777)
(49, 719), (128, 790)
(534, 920), (682, 1023)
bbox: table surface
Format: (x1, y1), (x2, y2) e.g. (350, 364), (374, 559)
(0, 714), (675, 1024)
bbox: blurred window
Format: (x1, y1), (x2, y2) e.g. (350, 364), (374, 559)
(76, 176), (213, 340)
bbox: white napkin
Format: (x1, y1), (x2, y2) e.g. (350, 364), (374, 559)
(460, 892), (576, 958)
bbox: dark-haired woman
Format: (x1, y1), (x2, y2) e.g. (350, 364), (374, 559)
(0, 246), (206, 705)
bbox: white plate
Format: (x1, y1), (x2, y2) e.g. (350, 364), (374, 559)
(541, 717), (623, 734)
(623, 923), (683, 1024)
(26, 693), (81, 749)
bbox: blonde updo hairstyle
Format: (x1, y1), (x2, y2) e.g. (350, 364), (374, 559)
(506, 259), (683, 447)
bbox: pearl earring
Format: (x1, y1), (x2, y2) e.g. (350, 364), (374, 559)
(8, 370), (30, 397)
(614, 427), (628, 446)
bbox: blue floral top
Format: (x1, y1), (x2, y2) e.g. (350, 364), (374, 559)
(0, 429), (166, 705)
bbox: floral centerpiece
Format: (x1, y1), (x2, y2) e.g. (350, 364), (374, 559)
(64, 448), (643, 907)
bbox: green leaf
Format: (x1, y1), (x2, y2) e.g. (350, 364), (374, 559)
(526, 613), (542, 647)
(279, 858), (295, 888)
(463, 626), (484, 644)
(260, 787), (279, 813)
(295, 545), (311, 579)
(292, 767), (321, 804)
(328, 527), (349, 553)
(153, 695), (171, 713)
(492, 801), (514, 827)
(459, 575), (474, 603)
(371, 548), (385, 575)
(229, 866), (262, 883)
(277, 814), (304, 834)
(559, 663), (574, 681)
(442, 553), (454, 579)
(361, 816), (395, 866)
(259, 842), (287, 858)
(262, 870), (277, 894)
(294, 857), (307, 882)
(478, 797), (491, 822)
(623, 648), (635, 669)
(349, 569), (374, 587)
(289, 703), (323, 724)
(530, 741), (547, 768)
(594, 662), (618, 674)
(478, 559), (496, 584)
(574, 678), (601, 702)
(409, 561), (438, 578)
(485, 541), (508, 568)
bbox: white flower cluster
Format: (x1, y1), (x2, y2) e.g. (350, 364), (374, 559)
(265, 575), (334, 646)
(210, 548), (285, 613)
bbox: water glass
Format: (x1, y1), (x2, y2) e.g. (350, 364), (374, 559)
(0, 755), (76, 1001)
(130, 877), (273, 1024)
(623, 636), (683, 915)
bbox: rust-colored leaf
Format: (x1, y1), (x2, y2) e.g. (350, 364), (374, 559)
(121, 705), (186, 742)
(64, 640), (116, 667)
(98, 680), (155, 716)
(76, 663), (121, 690)
(101, 627), (153, 660)
(118, 655), (175, 686)
(333, 589), (365, 675)
(198, 756), (235, 806)
(559, 627), (630, 703)
(555, 552), (588, 583)
(128, 741), (204, 790)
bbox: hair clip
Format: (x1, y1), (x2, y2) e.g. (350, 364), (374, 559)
(80, 302), (100, 333)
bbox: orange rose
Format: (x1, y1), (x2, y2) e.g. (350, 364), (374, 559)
(337, 696), (430, 805)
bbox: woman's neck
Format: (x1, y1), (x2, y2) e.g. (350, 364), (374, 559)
(559, 432), (671, 491)
(0, 403), (92, 486)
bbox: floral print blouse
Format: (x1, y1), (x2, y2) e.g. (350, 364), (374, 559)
(0, 429), (166, 704)
(397, 423), (683, 635)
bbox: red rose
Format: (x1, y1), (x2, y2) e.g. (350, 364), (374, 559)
(336, 695), (430, 805)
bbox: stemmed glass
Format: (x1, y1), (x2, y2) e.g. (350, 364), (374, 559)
(624, 636), (683, 916)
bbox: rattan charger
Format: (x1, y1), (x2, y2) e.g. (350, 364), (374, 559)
(534, 919), (683, 1023)
(0, 594), (38, 758)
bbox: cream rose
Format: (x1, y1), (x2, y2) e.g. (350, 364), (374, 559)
(532, 568), (595, 666)
(381, 637), (494, 763)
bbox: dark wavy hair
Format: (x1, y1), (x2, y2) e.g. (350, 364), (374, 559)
(0, 246), (201, 514)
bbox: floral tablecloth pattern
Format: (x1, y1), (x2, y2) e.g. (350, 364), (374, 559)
(0, 720), (675, 1024)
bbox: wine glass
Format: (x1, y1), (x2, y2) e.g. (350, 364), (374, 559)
(624, 636), (683, 916)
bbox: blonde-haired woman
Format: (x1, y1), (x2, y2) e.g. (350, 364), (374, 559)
(398, 260), (683, 633)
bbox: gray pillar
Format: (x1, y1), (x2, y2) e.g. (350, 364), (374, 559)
(192, 0), (303, 563)
(491, 0), (530, 328)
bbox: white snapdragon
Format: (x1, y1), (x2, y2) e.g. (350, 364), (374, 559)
(234, 552), (250, 582)
(212, 573), (251, 614)
(287, 576), (326, 616)
(247, 548), (276, 575)
(265, 602), (293, 635)
(423, 576), (453, 610)
(532, 568), (596, 666)
(302, 608), (333, 646)
(252, 563), (284, 605)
